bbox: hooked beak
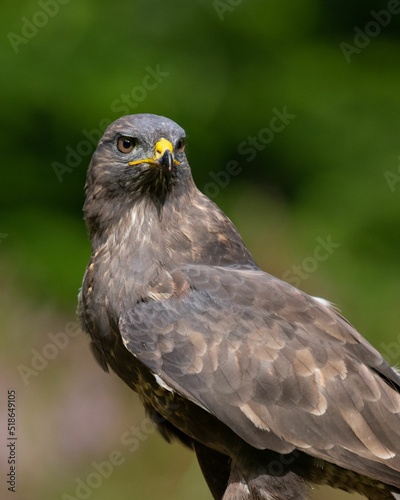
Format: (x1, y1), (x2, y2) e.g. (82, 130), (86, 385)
(129, 138), (180, 173)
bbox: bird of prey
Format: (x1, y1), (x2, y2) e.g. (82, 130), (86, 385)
(78, 113), (400, 500)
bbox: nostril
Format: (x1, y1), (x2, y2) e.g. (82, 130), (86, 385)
(155, 139), (173, 157)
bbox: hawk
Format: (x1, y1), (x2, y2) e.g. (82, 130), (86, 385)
(78, 113), (400, 499)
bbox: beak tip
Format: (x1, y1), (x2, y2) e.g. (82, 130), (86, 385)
(159, 149), (174, 173)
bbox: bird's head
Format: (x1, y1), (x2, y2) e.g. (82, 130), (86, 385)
(84, 114), (192, 236)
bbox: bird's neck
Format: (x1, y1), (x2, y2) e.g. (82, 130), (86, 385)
(90, 186), (257, 293)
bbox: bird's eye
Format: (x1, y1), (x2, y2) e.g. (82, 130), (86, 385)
(117, 136), (137, 154)
(176, 138), (185, 153)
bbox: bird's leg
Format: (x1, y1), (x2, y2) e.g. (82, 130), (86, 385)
(223, 464), (252, 500)
(223, 450), (311, 500)
(193, 441), (231, 500)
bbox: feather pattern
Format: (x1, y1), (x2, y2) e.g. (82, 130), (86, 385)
(80, 114), (400, 499)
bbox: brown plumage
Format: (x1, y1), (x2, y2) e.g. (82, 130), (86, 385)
(78, 113), (400, 499)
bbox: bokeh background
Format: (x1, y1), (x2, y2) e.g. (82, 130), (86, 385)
(1, 1), (400, 499)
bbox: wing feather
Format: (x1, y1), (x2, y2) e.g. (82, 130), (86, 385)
(120, 264), (400, 486)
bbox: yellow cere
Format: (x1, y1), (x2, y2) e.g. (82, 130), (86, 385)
(129, 138), (180, 167)
(155, 138), (173, 155)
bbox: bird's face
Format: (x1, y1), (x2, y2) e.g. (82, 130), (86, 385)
(84, 114), (191, 231)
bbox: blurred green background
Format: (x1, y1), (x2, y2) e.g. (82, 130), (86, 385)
(2, 1), (400, 499)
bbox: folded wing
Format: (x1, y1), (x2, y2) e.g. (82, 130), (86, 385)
(120, 264), (400, 487)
